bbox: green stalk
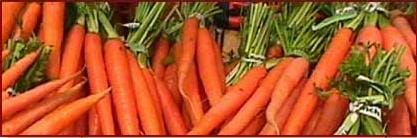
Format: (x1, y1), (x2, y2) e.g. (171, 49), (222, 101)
(98, 10), (119, 38)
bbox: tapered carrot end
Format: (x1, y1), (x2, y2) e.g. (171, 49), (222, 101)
(92, 87), (111, 100)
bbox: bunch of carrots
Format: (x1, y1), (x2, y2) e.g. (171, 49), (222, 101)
(1, 2), (416, 136)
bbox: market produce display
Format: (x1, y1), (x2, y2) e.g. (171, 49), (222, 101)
(1, 2), (416, 136)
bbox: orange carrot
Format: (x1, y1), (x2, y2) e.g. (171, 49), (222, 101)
(209, 33), (225, 93)
(152, 36), (170, 78)
(259, 77), (307, 135)
(74, 113), (88, 135)
(381, 25), (417, 121)
(239, 112), (266, 135)
(20, 88), (110, 135)
(58, 24), (86, 92)
(104, 39), (140, 135)
(177, 17), (199, 111)
(42, 2), (65, 79)
(312, 89), (349, 135)
(218, 58), (293, 135)
(1, 81), (85, 135)
(2, 90), (11, 101)
(127, 51), (164, 135)
(187, 66), (267, 135)
(88, 107), (101, 135)
(12, 2), (41, 41)
(154, 76), (188, 135)
(84, 33), (115, 135)
(387, 96), (412, 135)
(302, 102), (323, 135)
(1, 50), (39, 91)
(355, 25), (383, 60)
(1, 2), (24, 47)
(282, 28), (353, 135)
(2, 70), (82, 120)
(142, 68), (166, 134)
(266, 57), (310, 133)
(392, 15), (416, 57)
(164, 63), (182, 106)
(196, 27), (223, 106)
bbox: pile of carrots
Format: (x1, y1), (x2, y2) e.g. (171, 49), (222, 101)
(1, 2), (416, 136)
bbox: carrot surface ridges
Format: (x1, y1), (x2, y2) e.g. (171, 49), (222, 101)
(20, 88), (110, 135)
(1, 2), (24, 48)
(188, 66), (267, 135)
(282, 28), (353, 135)
(12, 2), (42, 41)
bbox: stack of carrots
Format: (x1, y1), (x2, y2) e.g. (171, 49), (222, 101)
(1, 2), (416, 136)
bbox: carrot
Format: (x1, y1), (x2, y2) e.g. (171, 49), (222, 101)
(355, 25), (383, 60)
(259, 77), (307, 135)
(1, 2), (24, 47)
(104, 39), (141, 135)
(218, 58), (293, 135)
(381, 25), (417, 121)
(266, 57), (310, 134)
(154, 75), (188, 135)
(142, 68), (166, 134)
(387, 96), (412, 135)
(209, 32), (225, 93)
(127, 51), (164, 135)
(282, 28), (353, 135)
(2, 90), (11, 101)
(177, 17), (199, 112)
(239, 112), (266, 135)
(2, 50), (40, 91)
(57, 24), (86, 92)
(42, 2), (65, 79)
(88, 107), (101, 135)
(1, 80), (85, 135)
(197, 27), (223, 106)
(302, 102), (323, 135)
(2, 70), (82, 120)
(152, 36), (170, 78)
(12, 2), (41, 41)
(74, 113), (88, 135)
(20, 88), (110, 135)
(84, 33), (115, 135)
(187, 66), (267, 135)
(312, 89), (349, 135)
(392, 15), (416, 57)
(163, 63), (182, 106)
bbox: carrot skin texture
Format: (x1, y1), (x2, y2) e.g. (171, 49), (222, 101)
(20, 89), (110, 135)
(84, 33), (115, 135)
(219, 58), (293, 135)
(1, 81), (85, 135)
(2, 69), (82, 120)
(312, 89), (349, 135)
(387, 96), (412, 135)
(302, 103), (323, 135)
(392, 16), (416, 57)
(164, 63), (182, 106)
(266, 57), (309, 132)
(187, 66), (267, 135)
(259, 77), (307, 135)
(239, 112), (266, 135)
(210, 33), (226, 94)
(2, 2), (24, 47)
(152, 37), (170, 78)
(282, 28), (353, 135)
(12, 2), (41, 40)
(355, 25), (383, 59)
(104, 39), (141, 135)
(127, 51), (164, 135)
(42, 2), (65, 79)
(197, 27), (223, 106)
(2, 50), (40, 91)
(154, 76), (188, 135)
(58, 24), (86, 92)
(381, 25), (417, 121)
(88, 107), (101, 135)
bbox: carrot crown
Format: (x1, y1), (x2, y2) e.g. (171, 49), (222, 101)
(3, 38), (51, 95)
(225, 3), (273, 85)
(125, 2), (168, 68)
(177, 2), (222, 27)
(84, 3), (111, 33)
(334, 46), (409, 135)
(273, 2), (335, 62)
